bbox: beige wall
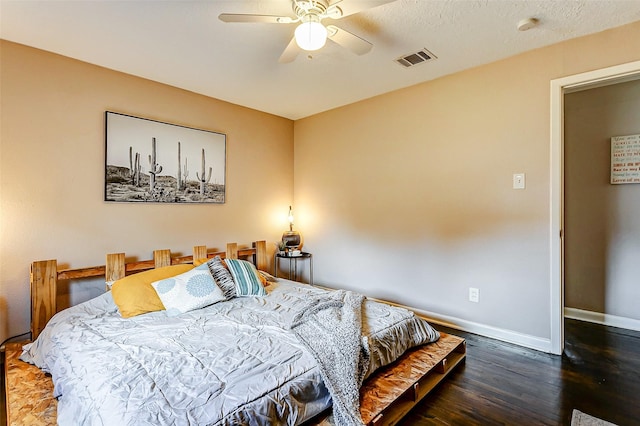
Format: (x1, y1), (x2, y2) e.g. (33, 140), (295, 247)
(294, 21), (640, 344)
(3, 20), (640, 348)
(565, 79), (640, 320)
(0, 41), (294, 342)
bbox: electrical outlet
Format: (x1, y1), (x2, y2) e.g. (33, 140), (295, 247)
(469, 287), (480, 303)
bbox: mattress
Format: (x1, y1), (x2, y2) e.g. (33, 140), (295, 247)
(21, 279), (439, 425)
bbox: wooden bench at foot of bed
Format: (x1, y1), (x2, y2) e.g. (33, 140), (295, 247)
(5, 333), (465, 426)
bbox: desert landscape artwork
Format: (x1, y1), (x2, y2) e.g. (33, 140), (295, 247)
(105, 112), (226, 203)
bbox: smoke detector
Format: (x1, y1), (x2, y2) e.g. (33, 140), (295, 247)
(517, 18), (539, 31)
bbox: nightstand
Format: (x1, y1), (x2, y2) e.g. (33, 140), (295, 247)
(274, 252), (313, 285)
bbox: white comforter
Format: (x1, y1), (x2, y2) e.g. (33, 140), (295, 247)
(21, 280), (439, 425)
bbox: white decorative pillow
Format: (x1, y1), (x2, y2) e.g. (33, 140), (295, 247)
(151, 263), (225, 316)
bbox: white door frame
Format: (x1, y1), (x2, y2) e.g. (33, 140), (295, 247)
(549, 60), (640, 355)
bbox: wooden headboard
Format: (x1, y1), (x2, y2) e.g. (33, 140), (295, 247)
(30, 240), (268, 339)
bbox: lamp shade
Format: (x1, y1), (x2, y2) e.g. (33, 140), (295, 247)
(295, 17), (327, 51)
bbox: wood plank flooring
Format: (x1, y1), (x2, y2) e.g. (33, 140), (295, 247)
(399, 319), (640, 426)
(1, 319), (638, 425)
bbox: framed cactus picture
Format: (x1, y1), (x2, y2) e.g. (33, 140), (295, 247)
(105, 111), (226, 203)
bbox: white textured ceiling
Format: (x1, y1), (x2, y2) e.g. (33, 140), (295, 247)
(2, 0), (640, 120)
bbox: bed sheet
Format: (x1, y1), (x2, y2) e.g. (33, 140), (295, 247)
(21, 279), (439, 425)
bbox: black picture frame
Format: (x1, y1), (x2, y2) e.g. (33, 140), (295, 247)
(105, 111), (226, 203)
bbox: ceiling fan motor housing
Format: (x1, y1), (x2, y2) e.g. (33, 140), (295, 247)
(293, 0), (329, 18)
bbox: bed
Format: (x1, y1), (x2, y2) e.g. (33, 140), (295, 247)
(5, 240), (466, 425)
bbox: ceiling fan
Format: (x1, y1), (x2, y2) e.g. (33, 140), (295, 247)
(218, 0), (396, 63)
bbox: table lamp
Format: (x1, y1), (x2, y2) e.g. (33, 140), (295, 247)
(281, 205), (302, 251)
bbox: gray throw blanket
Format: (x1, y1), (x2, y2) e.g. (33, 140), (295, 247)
(290, 290), (370, 426)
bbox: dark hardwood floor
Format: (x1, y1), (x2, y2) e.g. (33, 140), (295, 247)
(400, 319), (640, 426)
(1, 319), (638, 425)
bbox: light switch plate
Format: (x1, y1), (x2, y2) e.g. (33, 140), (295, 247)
(469, 287), (479, 303)
(513, 173), (525, 189)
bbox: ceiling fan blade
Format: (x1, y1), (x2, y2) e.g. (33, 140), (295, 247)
(218, 14), (296, 24)
(279, 37), (300, 63)
(326, 25), (372, 55)
(325, 0), (397, 19)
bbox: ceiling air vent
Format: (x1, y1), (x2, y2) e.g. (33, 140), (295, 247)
(395, 48), (437, 68)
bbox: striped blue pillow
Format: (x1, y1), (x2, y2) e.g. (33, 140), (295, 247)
(225, 259), (267, 297)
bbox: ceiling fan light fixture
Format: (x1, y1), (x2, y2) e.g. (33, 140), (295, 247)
(295, 15), (327, 51)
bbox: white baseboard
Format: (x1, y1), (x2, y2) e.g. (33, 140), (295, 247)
(367, 296), (553, 353)
(564, 307), (640, 332)
(415, 309), (553, 353)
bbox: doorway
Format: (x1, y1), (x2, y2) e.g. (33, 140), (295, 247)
(550, 59), (640, 355)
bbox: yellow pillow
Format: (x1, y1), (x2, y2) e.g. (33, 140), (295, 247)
(193, 258), (209, 266)
(111, 264), (194, 318)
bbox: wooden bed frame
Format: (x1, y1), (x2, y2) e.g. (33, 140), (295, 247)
(5, 239), (466, 426)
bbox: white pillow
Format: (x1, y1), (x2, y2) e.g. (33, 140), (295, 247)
(151, 263), (225, 316)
